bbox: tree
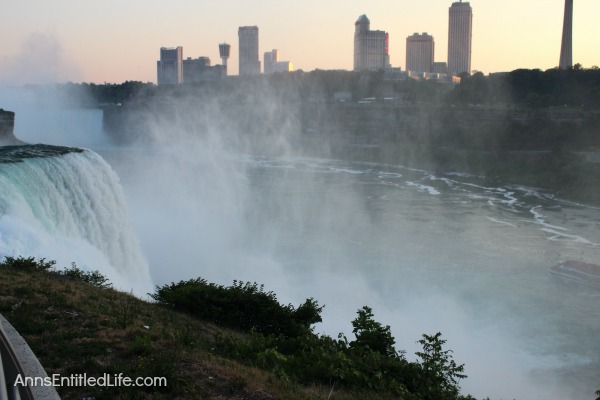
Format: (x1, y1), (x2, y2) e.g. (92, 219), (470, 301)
(416, 332), (467, 399)
(349, 306), (397, 357)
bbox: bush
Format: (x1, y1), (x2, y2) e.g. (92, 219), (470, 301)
(0, 256), (111, 289)
(59, 263), (112, 289)
(0, 256), (55, 271)
(150, 278), (323, 338)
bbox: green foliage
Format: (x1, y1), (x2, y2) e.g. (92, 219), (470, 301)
(0, 256), (111, 289)
(150, 278), (323, 338)
(60, 263), (112, 289)
(187, 276), (471, 398)
(415, 332), (467, 400)
(350, 306), (397, 357)
(0, 256), (56, 271)
(214, 303), (467, 399)
(450, 66), (600, 108)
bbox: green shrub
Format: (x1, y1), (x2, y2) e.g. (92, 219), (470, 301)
(0, 256), (111, 289)
(59, 263), (112, 289)
(150, 278), (323, 338)
(0, 256), (55, 271)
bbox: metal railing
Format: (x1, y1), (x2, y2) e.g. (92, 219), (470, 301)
(0, 314), (60, 400)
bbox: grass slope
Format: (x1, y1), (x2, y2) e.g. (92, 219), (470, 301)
(0, 264), (377, 400)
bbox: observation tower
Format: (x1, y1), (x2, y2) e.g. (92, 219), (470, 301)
(219, 43), (231, 76)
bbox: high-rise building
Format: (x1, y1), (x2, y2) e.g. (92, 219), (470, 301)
(263, 49), (294, 74)
(238, 26), (260, 75)
(559, 0), (573, 70)
(447, 1), (472, 76)
(353, 15), (389, 72)
(157, 46), (183, 85)
(406, 33), (434, 73)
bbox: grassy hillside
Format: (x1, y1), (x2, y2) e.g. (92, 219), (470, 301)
(0, 257), (473, 400)
(0, 259), (349, 399)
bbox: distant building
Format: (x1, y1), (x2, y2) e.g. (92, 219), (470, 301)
(433, 62), (448, 74)
(447, 1), (472, 76)
(182, 57), (224, 82)
(353, 15), (390, 72)
(559, 0), (573, 70)
(263, 49), (294, 74)
(238, 26), (260, 75)
(157, 47), (183, 85)
(406, 33), (434, 73)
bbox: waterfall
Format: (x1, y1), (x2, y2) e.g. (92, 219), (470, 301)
(0, 146), (152, 295)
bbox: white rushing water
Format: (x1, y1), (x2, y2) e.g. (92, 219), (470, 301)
(0, 149), (152, 295)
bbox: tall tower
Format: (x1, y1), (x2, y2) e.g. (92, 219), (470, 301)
(406, 33), (435, 73)
(447, 1), (472, 76)
(353, 15), (389, 72)
(219, 43), (231, 76)
(559, 0), (573, 70)
(238, 26), (260, 75)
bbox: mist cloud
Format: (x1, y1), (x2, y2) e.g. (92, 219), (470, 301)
(0, 31), (82, 86)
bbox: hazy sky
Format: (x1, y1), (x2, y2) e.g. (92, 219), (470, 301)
(1, 0), (599, 84)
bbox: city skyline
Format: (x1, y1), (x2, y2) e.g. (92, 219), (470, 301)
(1, 0), (599, 85)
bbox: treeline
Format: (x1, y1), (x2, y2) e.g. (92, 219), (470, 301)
(38, 65), (600, 109)
(452, 65), (600, 108)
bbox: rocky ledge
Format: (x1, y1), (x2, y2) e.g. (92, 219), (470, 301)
(0, 109), (82, 162)
(0, 109), (24, 146)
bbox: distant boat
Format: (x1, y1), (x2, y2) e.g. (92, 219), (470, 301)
(550, 260), (600, 288)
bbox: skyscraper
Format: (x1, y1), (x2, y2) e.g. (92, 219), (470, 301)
(157, 46), (183, 85)
(447, 1), (472, 76)
(238, 26), (260, 75)
(353, 15), (389, 72)
(406, 33), (434, 73)
(559, 0), (573, 70)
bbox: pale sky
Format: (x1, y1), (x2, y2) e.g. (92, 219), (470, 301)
(1, 0), (599, 85)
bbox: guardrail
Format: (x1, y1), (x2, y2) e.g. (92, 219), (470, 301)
(0, 314), (60, 400)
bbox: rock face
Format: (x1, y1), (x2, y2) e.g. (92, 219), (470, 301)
(0, 109), (24, 146)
